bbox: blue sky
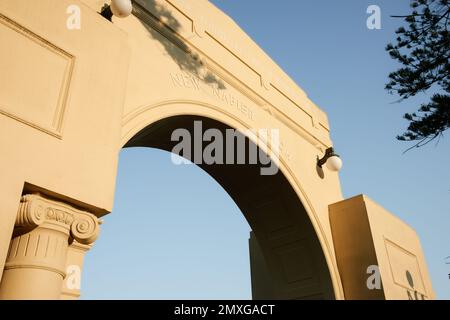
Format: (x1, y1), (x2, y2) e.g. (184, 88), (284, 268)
(82, 1), (450, 299)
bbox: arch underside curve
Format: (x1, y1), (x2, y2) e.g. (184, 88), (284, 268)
(121, 101), (343, 299)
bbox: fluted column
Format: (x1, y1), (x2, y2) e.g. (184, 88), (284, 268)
(0, 194), (100, 300)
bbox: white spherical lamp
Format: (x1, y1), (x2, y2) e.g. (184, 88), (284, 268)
(110, 0), (133, 18)
(326, 155), (343, 172)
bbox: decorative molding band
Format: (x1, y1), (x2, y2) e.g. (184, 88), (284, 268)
(16, 194), (100, 245)
(4, 263), (67, 278)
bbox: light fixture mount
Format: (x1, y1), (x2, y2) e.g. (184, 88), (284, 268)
(317, 147), (343, 172)
(100, 4), (113, 21)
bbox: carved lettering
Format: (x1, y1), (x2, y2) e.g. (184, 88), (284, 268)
(170, 71), (254, 121)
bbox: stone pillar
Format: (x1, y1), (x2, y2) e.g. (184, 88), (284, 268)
(0, 194), (100, 300)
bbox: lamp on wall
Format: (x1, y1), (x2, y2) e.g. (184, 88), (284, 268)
(101, 0), (133, 21)
(317, 147), (343, 172)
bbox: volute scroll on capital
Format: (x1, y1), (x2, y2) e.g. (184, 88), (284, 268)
(15, 194), (100, 245)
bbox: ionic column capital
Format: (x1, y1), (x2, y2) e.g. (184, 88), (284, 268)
(16, 194), (100, 245)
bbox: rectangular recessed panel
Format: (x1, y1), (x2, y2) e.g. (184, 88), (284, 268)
(294, 293), (323, 300)
(255, 196), (295, 239)
(384, 239), (426, 295)
(0, 14), (73, 137)
(275, 240), (315, 285)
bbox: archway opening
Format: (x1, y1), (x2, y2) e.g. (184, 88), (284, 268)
(84, 115), (335, 299)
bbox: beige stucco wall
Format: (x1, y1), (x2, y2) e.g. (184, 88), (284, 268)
(0, 0), (130, 283)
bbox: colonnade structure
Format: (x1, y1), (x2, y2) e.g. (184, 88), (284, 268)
(0, 0), (435, 299)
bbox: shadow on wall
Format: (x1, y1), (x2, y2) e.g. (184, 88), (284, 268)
(132, 0), (226, 89)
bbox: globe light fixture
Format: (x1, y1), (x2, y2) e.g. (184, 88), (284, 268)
(317, 147), (342, 172)
(100, 0), (133, 21)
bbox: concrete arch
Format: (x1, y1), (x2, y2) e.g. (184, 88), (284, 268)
(121, 100), (344, 299)
(0, 0), (434, 300)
